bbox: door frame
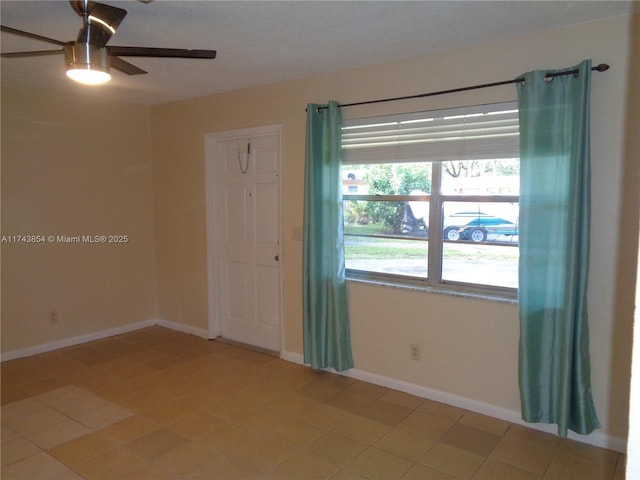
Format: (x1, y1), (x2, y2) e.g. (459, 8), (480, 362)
(204, 124), (283, 353)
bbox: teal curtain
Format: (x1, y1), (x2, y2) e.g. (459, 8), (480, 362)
(517, 59), (600, 437)
(303, 101), (354, 372)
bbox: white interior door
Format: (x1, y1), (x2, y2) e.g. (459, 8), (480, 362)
(210, 129), (281, 352)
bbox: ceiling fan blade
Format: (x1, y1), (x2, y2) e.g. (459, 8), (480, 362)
(1, 49), (64, 58)
(107, 46), (217, 59)
(109, 56), (147, 75)
(88, 2), (127, 30)
(75, 2), (127, 48)
(1, 25), (66, 46)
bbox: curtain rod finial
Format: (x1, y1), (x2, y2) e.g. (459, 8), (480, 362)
(594, 63), (609, 72)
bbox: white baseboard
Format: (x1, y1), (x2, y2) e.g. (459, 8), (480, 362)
(0, 319), (156, 362)
(155, 319), (209, 339)
(280, 350), (627, 453)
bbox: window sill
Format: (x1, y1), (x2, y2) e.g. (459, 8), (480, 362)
(346, 276), (518, 305)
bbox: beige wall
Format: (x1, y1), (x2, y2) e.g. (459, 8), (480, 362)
(1, 84), (157, 351)
(151, 15), (636, 443)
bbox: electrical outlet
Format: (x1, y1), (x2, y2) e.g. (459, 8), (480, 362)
(409, 343), (420, 360)
(49, 311), (58, 325)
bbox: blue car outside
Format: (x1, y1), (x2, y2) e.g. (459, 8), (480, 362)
(444, 213), (518, 242)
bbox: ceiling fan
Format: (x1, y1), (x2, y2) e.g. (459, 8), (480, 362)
(1, 0), (217, 85)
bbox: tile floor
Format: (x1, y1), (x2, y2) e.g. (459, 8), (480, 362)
(1, 326), (627, 480)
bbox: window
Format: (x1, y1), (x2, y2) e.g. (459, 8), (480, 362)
(342, 102), (519, 297)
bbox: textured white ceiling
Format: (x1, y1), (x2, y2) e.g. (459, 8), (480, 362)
(0, 0), (636, 105)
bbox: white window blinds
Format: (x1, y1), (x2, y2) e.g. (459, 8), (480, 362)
(342, 101), (519, 164)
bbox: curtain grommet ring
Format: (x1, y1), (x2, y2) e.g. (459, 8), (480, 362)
(544, 75), (554, 83)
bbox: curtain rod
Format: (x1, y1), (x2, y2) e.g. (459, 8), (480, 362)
(315, 63), (609, 111)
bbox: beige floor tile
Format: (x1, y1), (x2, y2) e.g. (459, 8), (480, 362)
(545, 451), (616, 480)
(269, 417), (329, 447)
(348, 447), (413, 480)
(166, 411), (227, 438)
(374, 427), (436, 462)
(228, 435), (298, 470)
(236, 383), (288, 406)
(53, 391), (113, 417)
(204, 396), (259, 422)
(417, 400), (466, 422)
(72, 446), (146, 480)
(197, 423), (259, 454)
(458, 411), (510, 436)
(1, 436), (41, 467)
(2, 404), (70, 436)
(18, 378), (71, 398)
(490, 435), (555, 474)
(358, 400), (414, 427)
(307, 432), (369, 465)
(91, 383), (139, 403)
(379, 390), (425, 410)
(504, 424), (561, 450)
(558, 438), (620, 467)
(106, 360), (161, 381)
(297, 382), (344, 403)
(152, 440), (219, 476)
(297, 403), (353, 429)
(189, 455), (271, 480)
(346, 381), (390, 399)
(116, 388), (172, 412)
(419, 442), (485, 479)
(326, 390), (377, 414)
(98, 415), (162, 444)
(1, 424), (21, 444)
(1, 386), (33, 407)
(2, 397), (51, 418)
(177, 383), (233, 408)
(151, 375), (206, 399)
(0, 328), (626, 480)
(329, 469), (368, 480)
(400, 463), (458, 479)
(112, 463), (176, 480)
(272, 451), (339, 480)
(439, 422), (501, 457)
(474, 459), (542, 480)
(38, 386), (109, 412)
(265, 394), (320, 418)
(123, 427), (188, 460)
(310, 372), (357, 390)
(49, 432), (119, 466)
(47, 468), (87, 480)
(75, 373), (135, 397)
(22, 417), (91, 449)
(396, 411), (454, 442)
(1, 451), (69, 480)
(144, 355), (187, 370)
(332, 414), (392, 444)
(139, 398), (192, 424)
(233, 404), (291, 433)
(68, 403), (134, 430)
(615, 454), (627, 474)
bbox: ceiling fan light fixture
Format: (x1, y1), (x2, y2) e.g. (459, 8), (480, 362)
(64, 42), (111, 85)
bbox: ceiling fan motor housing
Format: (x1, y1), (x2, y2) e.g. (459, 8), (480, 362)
(64, 42), (109, 73)
(64, 41), (111, 84)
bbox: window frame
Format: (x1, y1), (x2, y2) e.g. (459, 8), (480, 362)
(341, 103), (520, 300)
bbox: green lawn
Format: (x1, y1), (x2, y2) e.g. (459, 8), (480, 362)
(345, 223), (518, 261)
